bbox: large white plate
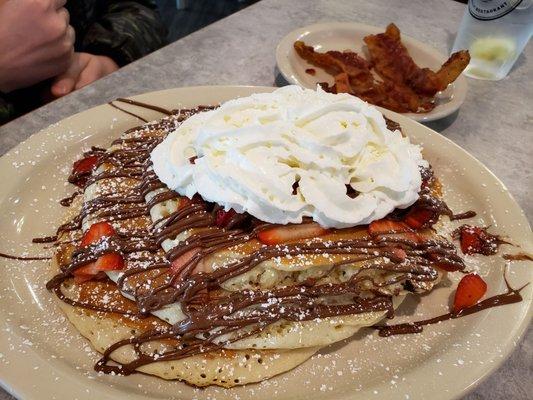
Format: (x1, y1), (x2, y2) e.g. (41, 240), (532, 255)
(276, 22), (468, 122)
(0, 86), (530, 400)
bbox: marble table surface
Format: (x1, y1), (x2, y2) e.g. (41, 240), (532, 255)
(0, 0), (531, 399)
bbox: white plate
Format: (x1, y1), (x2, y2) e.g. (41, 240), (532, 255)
(276, 22), (468, 122)
(0, 86), (531, 400)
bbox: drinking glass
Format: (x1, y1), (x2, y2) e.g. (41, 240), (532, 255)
(452, 0), (533, 80)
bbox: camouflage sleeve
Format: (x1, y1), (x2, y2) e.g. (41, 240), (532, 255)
(0, 94), (15, 125)
(80, 0), (167, 66)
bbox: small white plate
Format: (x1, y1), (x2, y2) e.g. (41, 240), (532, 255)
(276, 22), (468, 122)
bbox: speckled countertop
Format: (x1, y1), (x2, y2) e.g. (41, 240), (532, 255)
(0, 0), (531, 399)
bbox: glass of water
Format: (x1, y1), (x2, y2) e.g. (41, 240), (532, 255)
(452, 0), (533, 80)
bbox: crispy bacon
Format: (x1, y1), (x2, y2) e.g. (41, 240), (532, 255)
(295, 40), (433, 113)
(294, 41), (345, 76)
(364, 23), (470, 96)
(294, 23), (469, 114)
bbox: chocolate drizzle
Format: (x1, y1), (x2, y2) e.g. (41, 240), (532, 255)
(108, 101), (149, 122)
(7, 102), (515, 377)
(503, 253), (533, 262)
(32, 235), (58, 244)
(0, 252), (51, 261)
(375, 274), (528, 337)
(68, 147), (106, 187)
(95, 287), (395, 375)
(450, 210), (477, 221)
(42, 107), (464, 374)
(107, 97), (176, 123)
(59, 191), (81, 207)
(453, 225), (509, 255)
(115, 98), (174, 116)
(388, 166), (476, 225)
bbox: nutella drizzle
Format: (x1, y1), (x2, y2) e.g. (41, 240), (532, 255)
(450, 210), (477, 221)
(59, 191), (81, 207)
(503, 253), (533, 262)
(453, 225), (509, 255)
(43, 108), (467, 373)
(375, 275), (528, 337)
(0, 252), (51, 261)
(32, 235), (58, 244)
(0, 101), (524, 377)
(108, 101), (149, 122)
(388, 166), (476, 224)
(68, 147), (106, 187)
(115, 98), (173, 116)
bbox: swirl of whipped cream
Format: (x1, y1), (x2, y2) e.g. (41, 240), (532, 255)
(151, 86), (426, 228)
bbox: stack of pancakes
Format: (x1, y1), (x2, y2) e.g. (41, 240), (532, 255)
(48, 109), (460, 387)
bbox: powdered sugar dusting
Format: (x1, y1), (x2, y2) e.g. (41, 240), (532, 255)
(0, 99), (530, 400)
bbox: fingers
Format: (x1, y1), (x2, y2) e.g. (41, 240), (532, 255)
(53, 9), (74, 61)
(75, 55), (119, 90)
(58, 6), (70, 26)
(51, 53), (89, 97)
(65, 25), (76, 49)
(37, 0), (66, 11)
(51, 53), (119, 97)
(53, 0), (67, 9)
(43, 24), (75, 65)
(75, 57), (102, 90)
(51, 71), (76, 98)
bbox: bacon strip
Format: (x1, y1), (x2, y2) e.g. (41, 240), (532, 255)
(294, 23), (469, 113)
(364, 23), (470, 96)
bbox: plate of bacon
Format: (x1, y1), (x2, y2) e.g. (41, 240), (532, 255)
(276, 22), (470, 122)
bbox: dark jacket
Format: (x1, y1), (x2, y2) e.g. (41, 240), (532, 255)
(0, 0), (167, 125)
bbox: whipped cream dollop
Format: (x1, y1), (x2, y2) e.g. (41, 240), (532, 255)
(151, 86), (426, 228)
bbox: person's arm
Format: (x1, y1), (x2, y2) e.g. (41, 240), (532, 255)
(0, 0), (74, 93)
(0, 94), (15, 124)
(50, 0), (166, 98)
(0, 0), (74, 123)
(77, 0), (167, 67)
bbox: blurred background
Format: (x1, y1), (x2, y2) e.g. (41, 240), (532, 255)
(155, 0), (467, 43)
(156, 0), (260, 42)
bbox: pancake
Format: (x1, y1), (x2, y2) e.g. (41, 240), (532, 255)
(46, 103), (462, 387)
(55, 259), (319, 387)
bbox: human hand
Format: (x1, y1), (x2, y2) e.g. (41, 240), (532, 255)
(50, 52), (119, 97)
(0, 0), (74, 93)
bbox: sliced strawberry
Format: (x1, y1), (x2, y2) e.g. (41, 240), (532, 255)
(170, 248), (201, 275)
(420, 169), (435, 190)
(454, 225), (501, 255)
(178, 196), (193, 210)
(215, 208), (237, 228)
(80, 222), (116, 248)
(73, 273), (94, 284)
(377, 231), (424, 244)
(73, 253), (124, 283)
(74, 262), (100, 277)
(76, 253), (124, 274)
(404, 207), (437, 229)
(72, 155), (100, 175)
(368, 219), (412, 236)
(257, 223), (328, 245)
(69, 154), (101, 187)
(96, 252), (124, 269)
(435, 262), (462, 272)
(461, 228), (482, 254)
(453, 273), (487, 313)
(428, 252), (464, 272)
